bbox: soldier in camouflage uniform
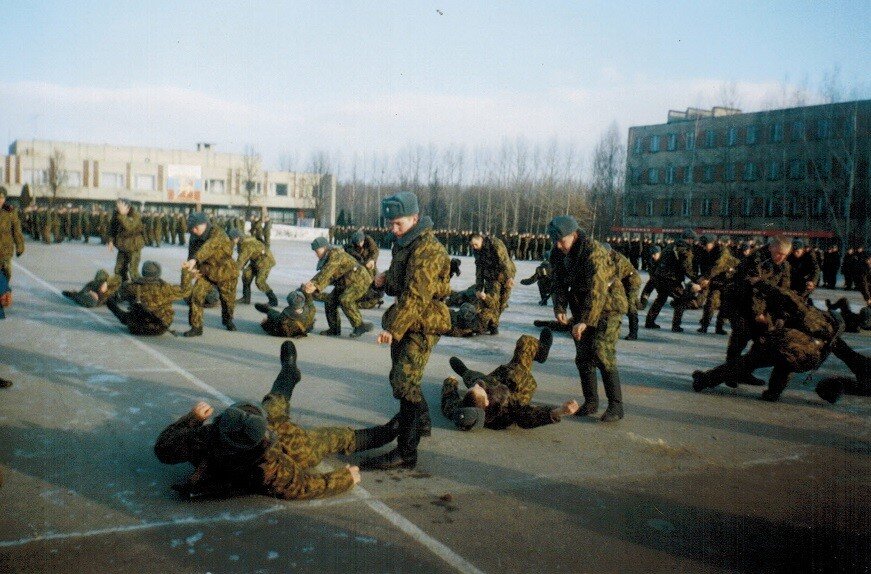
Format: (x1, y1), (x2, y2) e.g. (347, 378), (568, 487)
(470, 232), (516, 335)
(262, 216), (272, 248)
(182, 212), (239, 337)
(603, 243), (641, 340)
(549, 216), (628, 422)
(303, 237), (373, 338)
(255, 289), (316, 337)
(108, 199), (146, 282)
(644, 229), (700, 332)
(106, 261), (193, 336)
(441, 328), (578, 430)
(62, 269), (121, 308)
(444, 302), (485, 337)
(346, 229), (386, 309)
(227, 228), (278, 307)
(155, 341), (401, 500)
(787, 239), (820, 302)
(0, 189), (25, 282)
(520, 254), (553, 306)
(361, 192), (452, 470)
(696, 235), (740, 334)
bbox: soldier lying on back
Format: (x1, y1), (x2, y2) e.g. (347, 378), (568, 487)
(444, 302), (484, 337)
(62, 269), (121, 308)
(442, 328), (578, 430)
(825, 298), (871, 333)
(255, 289), (316, 337)
(445, 285), (477, 307)
(154, 341), (399, 500)
(106, 261), (193, 336)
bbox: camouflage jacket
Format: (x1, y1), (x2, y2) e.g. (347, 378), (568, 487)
(382, 217), (451, 340)
(610, 249), (641, 300)
(347, 235), (379, 270)
(310, 247), (370, 292)
(788, 252), (821, 294)
(551, 234), (628, 326)
(733, 249), (792, 317)
(475, 378), (557, 431)
(237, 236), (275, 269)
(653, 241), (696, 285)
(0, 205), (25, 259)
(699, 245), (740, 283)
(262, 301), (316, 337)
(117, 271), (193, 327)
(190, 226), (238, 283)
(474, 236), (516, 290)
(109, 210), (146, 252)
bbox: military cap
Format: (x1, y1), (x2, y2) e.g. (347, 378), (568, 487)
(94, 269), (110, 283)
(681, 228), (698, 241)
(286, 289), (306, 310)
(699, 234), (713, 245)
(141, 261), (161, 279)
(350, 230), (365, 244)
(457, 302), (478, 329)
(456, 407), (486, 431)
(216, 402), (268, 453)
(226, 228), (241, 240)
(547, 215), (580, 243)
(719, 235), (730, 243)
(650, 245), (662, 254)
(187, 212), (209, 230)
(381, 191), (419, 219)
(311, 236), (329, 250)
(792, 238), (805, 250)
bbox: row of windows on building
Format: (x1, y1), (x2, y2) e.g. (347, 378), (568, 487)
(3, 168), (295, 197)
(629, 156), (846, 186)
(628, 195), (856, 218)
(633, 117), (850, 154)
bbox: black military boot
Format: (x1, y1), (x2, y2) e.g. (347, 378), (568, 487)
(269, 341), (301, 398)
(237, 283), (251, 305)
(671, 307), (685, 332)
(418, 395), (432, 438)
(760, 368), (790, 402)
(224, 320), (237, 332)
(181, 327), (203, 337)
(697, 321), (709, 334)
(320, 328), (341, 336)
(625, 313), (639, 340)
(353, 414), (401, 451)
(449, 357), (489, 388)
(599, 370), (624, 422)
(266, 290), (279, 307)
(691, 370), (709, 392)
(575, 363), (599, 416)
(534, 327), (553, 363)
(254, 302), (271, 314)
(831, 337), (871, 387)
(360, 399), (420, 470)
(349, 322), (374, 338)
(714, 315), (728, 335)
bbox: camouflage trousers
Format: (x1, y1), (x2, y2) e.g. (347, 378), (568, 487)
(700, 288), (723, 328)
(0, 258), (12, 282)
(108, 300), (168, 336)
(114, 249), (141, 282)
(63, 289), (100, 308)
(487, 334), (539, 404)
(390, 331), (440, 403)
(574, 314), (622, 374)
(325, 282), (368, 331)
(479, 282), (510, 330)
(189, 276), (237, 328)
(242, 260), (274, 293)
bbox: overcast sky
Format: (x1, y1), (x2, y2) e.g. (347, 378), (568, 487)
(1, 1), (868, 171)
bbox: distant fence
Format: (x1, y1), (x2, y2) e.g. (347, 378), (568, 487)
(270, 224), (329, 243)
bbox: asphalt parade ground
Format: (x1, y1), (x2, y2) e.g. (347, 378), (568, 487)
(1, 238), (869, 573)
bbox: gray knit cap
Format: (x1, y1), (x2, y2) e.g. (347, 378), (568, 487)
(187, 212), (209, 230)
(311, 236), (329, 250)
(216, 402), (268, 453)
(547, 215), (580, 243)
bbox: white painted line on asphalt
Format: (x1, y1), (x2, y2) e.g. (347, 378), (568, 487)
(11, 259), (487, 574)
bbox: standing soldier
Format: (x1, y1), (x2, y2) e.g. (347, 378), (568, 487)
(106, 261), (193, 336)
(262, 215), (272, 248)
(470, 232), (516, 335)
(697, 236), (739, 335)
(361, 192), (452, 470)
(604, 242), (641, 341)
(0, 189), (25, 282)
(81, 206), (92, 243)
(787, 239), (820, 302)
(227, 228), (278, 307)
(303, 237), (373, 338)
(182, 212), (239, 337)
(108, 199), (146, 282)
(549, 215), (628, 422)
(519, 253), (553, 306)
(644, 229), (699, 331)
(347, 229), (380, 277)
(250, 216), (264, 242)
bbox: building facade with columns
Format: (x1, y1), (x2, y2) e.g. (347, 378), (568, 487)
(622, 100), (870, 245)
(1, 139), (336, 225)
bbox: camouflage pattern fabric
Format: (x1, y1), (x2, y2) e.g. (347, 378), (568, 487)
(611, 249), (640, 313)
(389, 331), (439, 402)
(473, 236), (516, 327)
(574, 314), (622, 373)
(188, 225), (239, 328)
(237, 236), (275, 293)
(116, 271), (193, 329)
(446, 286), (477, 308)
(261, 302), (316, 337)
(109, 210), (146, 252)
(310, 248), (367, 292)
(324, 275), (370, 331)
(0, 205), (25, 280)
(347, 235), (380, 277)
(114, 249), (142, 283)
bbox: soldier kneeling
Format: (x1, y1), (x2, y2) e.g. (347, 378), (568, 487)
(255, 289), (316, 337)
(154, 341), (399, 500)
(107, 261), (192, 336)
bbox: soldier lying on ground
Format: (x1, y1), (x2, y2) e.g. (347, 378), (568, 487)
(444, 302), (484, 337)
(826, 297), (871, 333)
(62, 269), (121, 308)
(445, 285), (477, 308)
(154, 341), (399, 500)
(519, 254), (552, 306)
(255, 289), (316, 337)
(441, 328), (579, 430)
(107, 261), (193, 336)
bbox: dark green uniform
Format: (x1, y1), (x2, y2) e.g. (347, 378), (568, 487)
(473, 236), (516, 332)
(520, 260), (553, 306)
(645, 241), (695, 329)
(310, 247), (372, 333)
(108, 272), (193, 335)
(259, 296), (316, 337)
(0, 204), (25, 281)
(610, 249), (641, 339)
(62, 270), (121, 308)
(698, 245), (739, 333)
(109, 209), (146, 281)
(188, 226), (239, 330)
(237, 236), (276, 298)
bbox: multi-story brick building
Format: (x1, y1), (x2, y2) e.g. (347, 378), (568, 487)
(622, 100), (870, 244)
(1, 139), (336, 225)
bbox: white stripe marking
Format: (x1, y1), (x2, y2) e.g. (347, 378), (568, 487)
(9, 260), (486, 574)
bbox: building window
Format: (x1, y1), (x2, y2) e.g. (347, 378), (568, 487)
(101, 172), (125, 188)
(791, 120), (805, 141)
(816, 156), (831, 179)
(705, 129), (716, 148)
(746, 125), (757, 145)
(817, 119), (830, 139)
(767, 160), (781, 180)
(67, 171), (82, 187)
(650, 135), (660, 153)
(667, 133), (677, 151)
(791, 197), (802, 217)
(275, 183), (288, 196)
(646, 200), (654, 216)
(665, 165), (676, 184)
(811, 197), (824, 217)
(788, 159), (804, 179)
(23, 169), (48, 185)
(633, 137), (643, 154)
(648, 168), (659, 184)
(724, 163), (736, 182)
(630, 167), (642, 185)
(682, 198), (692, 217)
(721, 198), (731, 217)
(742, 196), (754, 217)
(205, 179), (226, 194)
(685, 132), (695, 150)
(771, 122), (783, 143)
(662, 199), (673, 216)
(703, 165), (714, 183)
(727, 127), (737, 146)
(135, 174), (155, 191)
(701, 198), (712, 216)
(683, 166), (693, 184)
(765, 197), (783, 217)
(743, 162), (757, 181)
